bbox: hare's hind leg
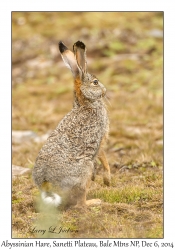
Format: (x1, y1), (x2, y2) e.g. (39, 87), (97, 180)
(98, 149), (111, 186)
(76, 187), (101, 207)
(86, 199), (101, 206)
(75, 161), (101, 207)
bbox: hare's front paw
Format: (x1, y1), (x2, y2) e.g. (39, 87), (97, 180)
(86, 199), (101, 206)
(103, 172), (111, 186)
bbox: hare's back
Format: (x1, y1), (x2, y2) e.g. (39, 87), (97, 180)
(37, 106), (107, 160)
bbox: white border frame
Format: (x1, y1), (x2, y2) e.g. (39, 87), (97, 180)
(1, 0), (174, 246)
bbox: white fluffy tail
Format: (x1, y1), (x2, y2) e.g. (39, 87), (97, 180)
(41, 191), (62, 207)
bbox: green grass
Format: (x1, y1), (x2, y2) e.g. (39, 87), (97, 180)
(91, 186), (156, 204)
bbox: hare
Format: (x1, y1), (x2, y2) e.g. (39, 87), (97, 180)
(59, 41), (111, 186)
(33, 41), (110, 207)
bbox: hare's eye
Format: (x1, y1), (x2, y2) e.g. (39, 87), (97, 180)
(93, 79), (98, 85)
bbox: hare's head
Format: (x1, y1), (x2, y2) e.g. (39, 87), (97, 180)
(58, 41), (106, 102)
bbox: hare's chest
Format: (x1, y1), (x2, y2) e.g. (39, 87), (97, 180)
(58, 106), (108, 142)
(79, 106), (108, 139)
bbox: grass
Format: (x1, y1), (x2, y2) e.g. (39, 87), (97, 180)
(12, 11), (163, 238)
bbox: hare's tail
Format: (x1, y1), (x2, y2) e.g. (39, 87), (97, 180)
(41, 191), (62, 207)
(40, 181), (62, 207)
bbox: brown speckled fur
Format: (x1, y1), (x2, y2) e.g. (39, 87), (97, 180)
(33, 41), (110, 206)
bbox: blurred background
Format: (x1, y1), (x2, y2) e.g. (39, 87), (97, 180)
(12, 12), (163, 238)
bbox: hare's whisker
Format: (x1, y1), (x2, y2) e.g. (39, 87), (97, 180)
(104, 95), (112, 107)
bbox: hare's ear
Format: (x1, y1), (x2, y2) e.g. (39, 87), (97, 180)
(58, 41), (79, 78)
(73, 41), (87, 75)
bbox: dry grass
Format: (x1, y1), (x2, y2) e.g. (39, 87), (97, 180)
(12, 11), (163, 238)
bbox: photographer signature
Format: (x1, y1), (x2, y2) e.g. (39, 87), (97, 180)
(29, 226), (78, 235)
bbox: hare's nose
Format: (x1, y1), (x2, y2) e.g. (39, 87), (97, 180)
(102, 87), (106, 97)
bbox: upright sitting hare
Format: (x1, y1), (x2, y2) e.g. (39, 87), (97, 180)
(33, 41), (110, 207)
